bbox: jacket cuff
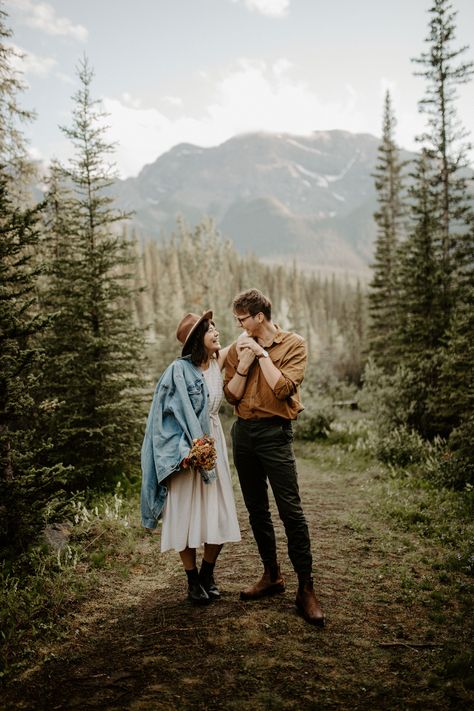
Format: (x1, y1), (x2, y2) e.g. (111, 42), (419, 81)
(142, 517), (157, 529)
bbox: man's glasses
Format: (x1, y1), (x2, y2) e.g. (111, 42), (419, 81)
(234, 313), (254, 326)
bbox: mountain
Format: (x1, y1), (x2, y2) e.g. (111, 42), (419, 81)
(113, 130), (413, 275)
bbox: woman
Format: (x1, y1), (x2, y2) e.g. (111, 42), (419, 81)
(141, 310), (241, 605)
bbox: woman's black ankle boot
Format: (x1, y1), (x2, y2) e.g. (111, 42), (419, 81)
(186, 567), (210, 605)
(199, 560), (220, 600)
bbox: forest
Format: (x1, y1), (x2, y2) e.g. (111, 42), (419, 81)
(1, 0), (473, 707)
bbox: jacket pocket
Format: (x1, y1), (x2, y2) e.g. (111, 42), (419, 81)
(187, 381), (204, 410)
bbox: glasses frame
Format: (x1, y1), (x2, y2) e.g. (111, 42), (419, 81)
(234, 313), (254, 326)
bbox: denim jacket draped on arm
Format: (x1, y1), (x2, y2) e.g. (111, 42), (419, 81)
(140, 356), (216, 529)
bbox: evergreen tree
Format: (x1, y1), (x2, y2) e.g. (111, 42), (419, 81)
(0, 7), (36, 199)
(438, 286), (474, 431)
(412, 0), (473, 321)
(41, 58), (146, 490)
(0, 171), (55, 554)
(436, 220), (474, 483)
(0, 6), (61, 555)
(395, 150), (444, 437)
(369, 90), (405, 371)
(392, 0), (474, 441)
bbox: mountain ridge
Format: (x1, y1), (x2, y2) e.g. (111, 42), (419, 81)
(113, 129), (415, 275)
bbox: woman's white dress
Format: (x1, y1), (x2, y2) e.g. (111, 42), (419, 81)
(160, 358), (241, 552)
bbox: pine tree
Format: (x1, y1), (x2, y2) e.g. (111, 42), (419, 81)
(41, 58), (146, 490)
(0, 6), (61, 555)
(0, 171), (54, 554)
(0, 8), (36, 199)
(438, 286), (474, 430)
(412, 0), (473, 322)
(395, 0), (474, 441)
(436, 220), (474, 483)
(395, 150), (445, 437)
(369, 90), (405, 371)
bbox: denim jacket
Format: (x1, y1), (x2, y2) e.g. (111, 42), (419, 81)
(140, 356), (216, 529)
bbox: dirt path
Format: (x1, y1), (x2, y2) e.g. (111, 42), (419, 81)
(4, 442), (473, 710)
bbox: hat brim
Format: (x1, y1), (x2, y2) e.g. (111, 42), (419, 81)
(181, 309), (213, 355)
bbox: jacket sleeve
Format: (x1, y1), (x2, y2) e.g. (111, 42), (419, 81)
(273, 336), (307, 400)
(152, 362), (207, 481)
(140, 472), (167, 529)
(140, 375), (169, 528)
(223, 343), (240, 406)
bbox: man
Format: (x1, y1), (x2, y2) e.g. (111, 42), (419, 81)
(224, 288), (325, 627)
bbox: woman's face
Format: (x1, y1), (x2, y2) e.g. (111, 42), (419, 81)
(203, 322), (221, 355)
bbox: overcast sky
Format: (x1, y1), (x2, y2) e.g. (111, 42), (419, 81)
(6, 0), (474, 178)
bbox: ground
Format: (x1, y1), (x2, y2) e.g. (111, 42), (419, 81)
(3, 438), (473, 710)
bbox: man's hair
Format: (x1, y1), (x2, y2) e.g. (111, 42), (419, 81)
(233, 289), (272, 320)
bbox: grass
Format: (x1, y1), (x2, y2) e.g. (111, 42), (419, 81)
(0, 485), (144, 677)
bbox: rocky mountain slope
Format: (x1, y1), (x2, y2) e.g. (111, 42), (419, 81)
(114, 130), (413, 274)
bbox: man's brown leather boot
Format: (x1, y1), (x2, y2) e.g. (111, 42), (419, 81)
(295, 577), (325, 627)
(240, 564), (285, 600)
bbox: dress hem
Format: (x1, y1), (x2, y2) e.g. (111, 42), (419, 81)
(161, 535), (241, 554)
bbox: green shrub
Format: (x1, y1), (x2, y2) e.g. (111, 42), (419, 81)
(294, 403), (335, 440)
(374, 426), (430, 467)
(0, 544), (84, 676)
(329, 416), (373, 450)
(423, 450), (474, 490)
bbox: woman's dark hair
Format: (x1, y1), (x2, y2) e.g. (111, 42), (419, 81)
(182, 319), (213, 365)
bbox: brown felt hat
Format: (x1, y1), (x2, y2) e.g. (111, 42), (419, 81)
(176, 310), (213, 354)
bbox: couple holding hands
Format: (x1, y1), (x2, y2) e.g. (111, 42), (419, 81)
(141, 288), (324, 627)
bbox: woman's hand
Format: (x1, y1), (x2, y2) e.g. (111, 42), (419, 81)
(237, 346), (256, 373)
(236, 331), (250, 357)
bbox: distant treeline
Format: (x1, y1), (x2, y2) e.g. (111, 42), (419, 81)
(129, 219), (367, 385)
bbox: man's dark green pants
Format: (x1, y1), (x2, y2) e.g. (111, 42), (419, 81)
(231, 416), (313, 575)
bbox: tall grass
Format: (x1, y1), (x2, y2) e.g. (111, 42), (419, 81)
(0, 484), (141, 676)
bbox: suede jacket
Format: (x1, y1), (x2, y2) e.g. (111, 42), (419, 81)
(140, 356), (216, 529)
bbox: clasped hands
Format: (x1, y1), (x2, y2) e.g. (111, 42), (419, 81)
(236, 333), (264, 373)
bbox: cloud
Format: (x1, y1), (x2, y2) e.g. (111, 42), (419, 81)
(163, 96), (184, 108)
(10, 0), (88, 41)
(8, 43), (56, 77)
(231, 0), (289, 18)
(102, 58), (367, 178)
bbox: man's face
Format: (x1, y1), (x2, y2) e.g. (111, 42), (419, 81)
(234, 311), (260, 337)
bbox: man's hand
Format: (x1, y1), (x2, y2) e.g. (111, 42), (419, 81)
(238, 347), (256, 372)
(238, 335), (265, 357)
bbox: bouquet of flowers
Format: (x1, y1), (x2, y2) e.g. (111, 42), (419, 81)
(183, 435), (217, 471)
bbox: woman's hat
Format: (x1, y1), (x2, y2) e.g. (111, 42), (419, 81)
(176, 310), (213, 354)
